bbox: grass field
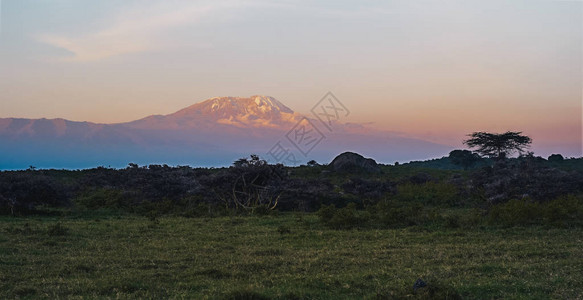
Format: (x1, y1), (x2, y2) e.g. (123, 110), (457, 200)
(1, 214), (582, 299)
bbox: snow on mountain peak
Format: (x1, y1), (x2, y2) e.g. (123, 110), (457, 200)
(250, 95), (294, 114)
(179, 95), (296, 118)
(131, 95), (302, 130)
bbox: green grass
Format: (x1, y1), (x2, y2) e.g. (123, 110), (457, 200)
(1, 214), (582, 299)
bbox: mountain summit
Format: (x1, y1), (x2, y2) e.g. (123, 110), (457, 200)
(195, 95), (294, 115)
(128, 95), (302, 130)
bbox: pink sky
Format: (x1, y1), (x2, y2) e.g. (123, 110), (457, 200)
(0, 0), (581, 158)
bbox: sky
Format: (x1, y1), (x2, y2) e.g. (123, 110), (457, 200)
(0, 0), (581, 157)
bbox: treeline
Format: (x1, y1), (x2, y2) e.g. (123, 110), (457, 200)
(0, 159), (343, 216)
(1, 153), (583, 227)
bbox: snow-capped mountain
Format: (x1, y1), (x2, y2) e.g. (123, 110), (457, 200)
(0, 95), (453, 169)
(127, 95), (303, 130)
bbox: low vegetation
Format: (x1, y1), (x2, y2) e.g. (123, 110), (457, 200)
(2, 154), (582, 219)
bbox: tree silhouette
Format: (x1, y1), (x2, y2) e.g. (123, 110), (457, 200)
(463, 131), (532, 159)
(448, 149), (481, 170)
(307, 160), (319, 167)
(548, 154), (564, 162)
(233, 154), (266, 168)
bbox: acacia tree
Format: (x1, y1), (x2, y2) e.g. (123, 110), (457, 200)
(463, 131), (532, 159)
(232, 154), (266, 168)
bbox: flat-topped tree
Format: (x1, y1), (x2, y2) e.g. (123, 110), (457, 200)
(463, 131), (532, 160)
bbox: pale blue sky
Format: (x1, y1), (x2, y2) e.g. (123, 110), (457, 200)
(0, 0), (581, 155)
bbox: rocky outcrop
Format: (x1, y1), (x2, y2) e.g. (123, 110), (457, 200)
(329, 152), (381, 173)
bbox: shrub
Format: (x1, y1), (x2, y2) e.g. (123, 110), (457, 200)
(181, 202), (228, 218)
(252, 205), (271, 216)
(46, 223), (69, 236)
(434, 209), (484, 229)
(317, 203), (365, 229)
(373, 201), (419, 227)
(458, 209), (484, 228)
(5, 223), (37, 235)
(74, 188), (127, 210)
(541, 195), (583, 226)
(488, 199), (539, 226)
(277, 178), (340, 212)
(0, 173), (69, 215)
(371, 200), (439, 228)
(277, 225), (291, 235)
(471, 162), (583, 204)
(444, 215), (461, 229)
(316, 204), (336, 224)
(488, 195), (583, 227)
(341, 178), (395, 200)
(395, 182), (460, 206)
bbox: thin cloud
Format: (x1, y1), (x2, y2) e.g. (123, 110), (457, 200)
(37, 1), (242, 62)
(36, 1), (403, 62)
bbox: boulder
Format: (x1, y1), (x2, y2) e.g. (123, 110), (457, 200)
(329, 152), (380, 173)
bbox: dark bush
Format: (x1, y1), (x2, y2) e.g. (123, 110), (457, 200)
(277, 225), (291, 234)
(74, 188), (127, 209)
(408, 172), (433, 184)
(341, 178), (395, 200)
(371, 200), (439, 228)
(199, 162), (286, 211)
(317, 203), (365, 229)
(181, 202), (229, 218)
(46, 223), (69, 236)
(278, 178), (340, 212)
(394, 182), (460, 206)
(316, 204), (336, 224)
(471, 161), (583, 204)
(542, 195), (583, 225)
(488, 199), (539, 226)
(488, 195), (583, 227)
(443, 215), (461, 229)
(0, 172), (69, 215)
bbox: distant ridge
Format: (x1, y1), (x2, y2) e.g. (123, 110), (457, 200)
(0, 95), (452, 169)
